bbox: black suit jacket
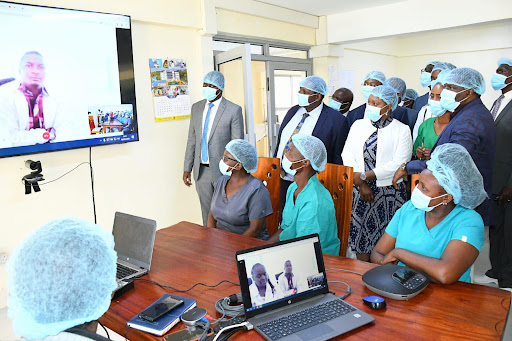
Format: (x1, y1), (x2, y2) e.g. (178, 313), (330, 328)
(492, 97), (512, 194)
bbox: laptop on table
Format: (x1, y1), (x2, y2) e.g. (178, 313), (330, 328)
(112, 212), (157, 294)
(236, 234), (374, 341)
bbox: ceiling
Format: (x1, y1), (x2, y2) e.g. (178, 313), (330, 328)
(254, 0), (407, 16)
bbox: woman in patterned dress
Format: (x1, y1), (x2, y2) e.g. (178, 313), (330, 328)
(342, 85), (413, 261)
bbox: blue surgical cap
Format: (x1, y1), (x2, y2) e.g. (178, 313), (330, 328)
(426, 143), (487, 209)
(7, 218), (117, 340)
(299, 76), (328, 96)
(226, 139), (259, 173)
(364, 71), (386, 85)
(427, 61), (442, 68)
(371, 85), (399, 111)
(404, 89), (419, 101)
(443, 67), (486, 95)
(203, 71), (225, 90)
(291, 134), (327, 172)
(384, 77), (407, 96)
(498, 58), (512, 67)
(431, 70), (452, 88)
(432, 62), (456, 73)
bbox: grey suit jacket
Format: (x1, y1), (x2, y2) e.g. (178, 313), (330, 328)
(492, 98), (512, 194)
(184, 98), (244, 182)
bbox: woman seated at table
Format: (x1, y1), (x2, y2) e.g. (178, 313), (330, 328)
(413, 70), (452, 160)
(371, 143), (487, 284)
(269, 134), (340, 256)
(342, 85), (412, 261)
(208, 139), (272, 239)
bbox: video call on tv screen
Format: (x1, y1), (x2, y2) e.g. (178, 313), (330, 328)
(0, 1), (138, 158)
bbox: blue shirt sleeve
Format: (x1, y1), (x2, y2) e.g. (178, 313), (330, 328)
(248, 184), (273, 221)
(449, 210), (484, 252)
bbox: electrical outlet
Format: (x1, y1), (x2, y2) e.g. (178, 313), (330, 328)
(0, 252), (8, 264)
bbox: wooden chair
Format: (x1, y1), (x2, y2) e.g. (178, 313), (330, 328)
(411, 174), (420, 187)
(252, 157), (281, 237)
(317, 164), (354, 257)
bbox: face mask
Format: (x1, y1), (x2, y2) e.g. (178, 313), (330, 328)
(365, 104), (387, 122)
(328, 99), (349, 112)
(282, 155), (306, 176)
(410, 185), (448, 212)
(491, 73), (512, 91)
(219, 159), (238, 176)
(421, 72), (432, 87)
(298, 93), (319, 107)
(399, 101), (405, 106)
(203, 87), (219, 101)
(362, 85), (374, 100)
(428, 99), (447, 117)
(440, 88), (470, 112)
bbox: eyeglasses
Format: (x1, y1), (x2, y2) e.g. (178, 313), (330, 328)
(222, 156), (238, 163)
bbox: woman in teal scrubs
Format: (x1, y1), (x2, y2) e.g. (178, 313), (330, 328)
(371, 143), (487, 283)
(269, 134), (340, 256)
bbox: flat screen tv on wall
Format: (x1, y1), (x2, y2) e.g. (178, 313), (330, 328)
(0, 1), (138, 158)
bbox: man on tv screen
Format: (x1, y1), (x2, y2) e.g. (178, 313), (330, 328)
(0, 51), (71, 147)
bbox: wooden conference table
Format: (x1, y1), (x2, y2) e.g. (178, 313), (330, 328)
(100, 222), (511, 340)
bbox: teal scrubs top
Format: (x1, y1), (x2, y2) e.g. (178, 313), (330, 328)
(385, 201), (484, 283)
(280, 175), (340, 256)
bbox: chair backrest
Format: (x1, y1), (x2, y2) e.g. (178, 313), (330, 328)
(411, 174), (420, 187)
(317, 164), (354, 257)
(0, 77), (15, 87)
(252, 157), (280, 237)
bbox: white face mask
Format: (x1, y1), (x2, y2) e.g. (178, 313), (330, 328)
(219, 159), (238, 176)
(410, 185), (448, 212)
(282, 155), (306, 176)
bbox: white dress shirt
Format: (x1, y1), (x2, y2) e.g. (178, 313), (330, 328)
(493, 90), (512, 121)
(249, 282), (278, 307)
(277, 103), (323, 181)
(200, 97), (222, 164)
(412, 104), (432, 143)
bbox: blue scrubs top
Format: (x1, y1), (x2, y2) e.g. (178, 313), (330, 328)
(385, 201), (484, 282)
(280, 175), (340, 256)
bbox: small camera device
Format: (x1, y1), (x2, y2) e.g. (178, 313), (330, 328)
(22, 160), (44, 194)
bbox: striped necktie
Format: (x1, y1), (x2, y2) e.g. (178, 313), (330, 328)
(201, 102), (214, 163)
(491, 94), (505, 120)
(280, 113), (310, 177)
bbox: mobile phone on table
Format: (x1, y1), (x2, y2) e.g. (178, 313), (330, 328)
(139, 296), (184, 322)
(164, 327), (211, 341)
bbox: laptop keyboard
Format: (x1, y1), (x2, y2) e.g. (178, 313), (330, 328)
(258, 299), (356, 340)
(116, 263), (138, 279)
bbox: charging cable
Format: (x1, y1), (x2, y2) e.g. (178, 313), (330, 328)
(215, 294), (243, 319)
(212, 322), (252, 341)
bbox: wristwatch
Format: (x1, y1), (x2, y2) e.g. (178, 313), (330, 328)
(400, 163), (407, 172)
(360, 172), (367, 181)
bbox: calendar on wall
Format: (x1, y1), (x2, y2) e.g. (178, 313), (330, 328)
(149, 58), (191, 121)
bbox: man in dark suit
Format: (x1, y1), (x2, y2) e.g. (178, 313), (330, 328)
(413, 61), (441, 112)
(183, 71), (244, 225)
(393, 68), (496, 227)
(346, 70), (386, 129)
(487, 58), (512, 289)
(274, 76), (348, 218)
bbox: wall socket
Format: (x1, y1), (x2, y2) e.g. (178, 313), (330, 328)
(0, 252), (8, 264)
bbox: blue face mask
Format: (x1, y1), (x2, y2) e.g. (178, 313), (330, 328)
(491, 73), (512, 91)
(362, 85), (374, 100)
(203, 86), (219, 101)
(365, 104), (387, 122)
(328, 99), (342, 111)
(428, 99), (447, 117)
(298, 93), (318, 107)
(421, 72), (432, 87)
(440, 88), (470, 112)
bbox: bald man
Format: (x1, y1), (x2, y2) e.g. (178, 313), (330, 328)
(328, 88), (353, 116)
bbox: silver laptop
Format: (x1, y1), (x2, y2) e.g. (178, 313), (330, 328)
(236, 234), (374, 341)
(112, 212), (156, 290)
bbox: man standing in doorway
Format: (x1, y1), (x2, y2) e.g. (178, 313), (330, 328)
(274, 76), (348, 220)
(183, 71), (244, 225)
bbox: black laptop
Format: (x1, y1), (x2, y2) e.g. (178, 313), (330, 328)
(236, 234), (374, 341)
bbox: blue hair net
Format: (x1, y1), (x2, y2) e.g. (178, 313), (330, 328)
(291, 134), (327, 172)
(426, 143), (487, 209)
(299, 76), (328, 96)
(364, 71), (386, 85)
(427, 61), (442, 68)
(431, 70), (452, 88)
(432, 62), (456, 73)
(404, 89), (419, 101)
(498, 58), (512, 67)
(226, 139), (259, 173)
(7, 218), (117, 340)
(443, 67), (486, 95)
(371, 85), (399, 111)
(384, 77), (407, 96)
(203, 71), (225, 90)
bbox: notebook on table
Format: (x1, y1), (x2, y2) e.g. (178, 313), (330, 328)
(236, 234), (374, 341)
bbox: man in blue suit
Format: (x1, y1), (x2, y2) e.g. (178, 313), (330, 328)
(346, 71), (386, 129)
(393, 68), (496, 226)
(274, 76), (348, 219)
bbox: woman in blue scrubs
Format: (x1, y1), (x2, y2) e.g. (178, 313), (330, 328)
(371, 143), (487, 284)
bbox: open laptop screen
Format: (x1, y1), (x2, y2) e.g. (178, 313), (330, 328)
(236, 234), (329, 318)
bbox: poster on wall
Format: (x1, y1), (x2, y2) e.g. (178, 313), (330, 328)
(149, 58), (191, 121)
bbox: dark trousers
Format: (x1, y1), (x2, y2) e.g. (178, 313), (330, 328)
(279, 178), (293, 224)
(489, 199), (512, 287)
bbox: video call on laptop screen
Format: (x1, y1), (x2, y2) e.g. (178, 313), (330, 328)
(236, 235), (328, 316)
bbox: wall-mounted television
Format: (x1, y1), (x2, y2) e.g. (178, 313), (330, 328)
(0, 1), (138, 158)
